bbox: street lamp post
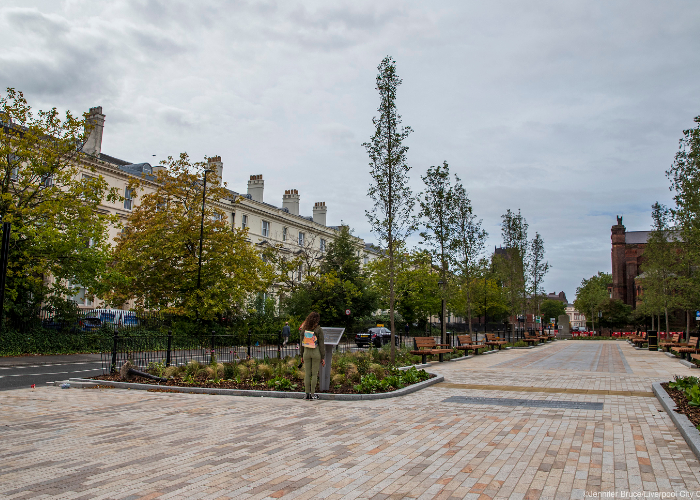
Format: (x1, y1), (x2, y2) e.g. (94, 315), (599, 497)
(197, 169), (214, 291)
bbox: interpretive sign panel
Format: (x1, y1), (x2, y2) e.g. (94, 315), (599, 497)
(320, 327), (344, 391)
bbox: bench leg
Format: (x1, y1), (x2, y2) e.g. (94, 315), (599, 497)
(439, 352), (444, 362)
(421, 354), (427, 364)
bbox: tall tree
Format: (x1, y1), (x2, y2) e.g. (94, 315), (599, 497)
(418, 162), (456, 343)
(363, 56), (415, 362)
(638, 202), (682, 335)
(496, 209), (529, 331)
(450, 177), (487, 333)
(667, 115), (700, 328)
(0, 88), (120, 321)
(104, 153), (274, 319)
(528, 232), (549, 321)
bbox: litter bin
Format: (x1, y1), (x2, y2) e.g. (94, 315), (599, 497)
(647, 330), (658, 351)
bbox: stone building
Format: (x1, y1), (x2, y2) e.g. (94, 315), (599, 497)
(70, 107), (379, 307)
(610, 216), (649, 309)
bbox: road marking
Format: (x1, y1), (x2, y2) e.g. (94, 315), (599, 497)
(0, 368), (103, 379)
(0, 362), (102, 370)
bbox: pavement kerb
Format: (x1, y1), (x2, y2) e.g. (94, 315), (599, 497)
(653, 381), (700, 462)
(62, 371), (445, 401)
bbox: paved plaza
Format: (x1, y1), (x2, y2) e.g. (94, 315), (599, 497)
(1, 340), (699, 499)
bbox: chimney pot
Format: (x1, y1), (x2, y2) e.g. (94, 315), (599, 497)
(83, 106), (106, 157)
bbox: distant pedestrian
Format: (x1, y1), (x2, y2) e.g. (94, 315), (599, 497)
(405, 323), (410, 336)
(299, 311), (325, 400)
(282, 321), (291, 345)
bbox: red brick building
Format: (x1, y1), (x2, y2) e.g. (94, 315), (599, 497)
(611, 216), (650, 309)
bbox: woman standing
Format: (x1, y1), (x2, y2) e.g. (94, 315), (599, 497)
(299, 311), (325, 400)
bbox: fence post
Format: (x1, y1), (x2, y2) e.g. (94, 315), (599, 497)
(277, 329), (282, 359)
(247, 329), (251, 359)
(166, 330), (172, 367)
(210, 330), (215, 364)
(111, 332), (118, 373)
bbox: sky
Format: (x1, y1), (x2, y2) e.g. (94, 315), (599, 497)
(2, 0), (699, 302)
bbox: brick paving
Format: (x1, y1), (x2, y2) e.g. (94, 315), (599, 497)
(1, 340), (699, 499)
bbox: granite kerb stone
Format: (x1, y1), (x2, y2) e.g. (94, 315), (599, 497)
(64, 372), (444, 401)
(653, 381), (700, 462)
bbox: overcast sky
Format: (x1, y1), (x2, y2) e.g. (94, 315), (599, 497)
(2, 0), (699, 302)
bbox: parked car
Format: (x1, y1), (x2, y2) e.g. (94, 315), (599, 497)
(78, 317), (102, 332)
(355, 327), (399, 348)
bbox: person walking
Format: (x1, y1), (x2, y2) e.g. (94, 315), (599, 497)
(299, 311), (325, 400)
(282, 321), (291, 346)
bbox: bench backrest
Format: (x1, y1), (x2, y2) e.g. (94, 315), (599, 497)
(689, 336), (699, 349)
(457, 335), (475, 345)
(670, 333), (681, 343)
(486, 333), (500, 341)
(414, 337), (437, 349)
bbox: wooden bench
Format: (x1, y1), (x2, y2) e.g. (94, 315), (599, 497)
(660, 333), (683, 352)
(410, 337), (453, 363)
(455, 335), (487, 355)
(485, 333), (508, 350)
(672, 337), (699, 360)
(523, 333), (541, 346)
(631, 332), (648, 347)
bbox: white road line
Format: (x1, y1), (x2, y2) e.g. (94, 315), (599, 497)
(0, 362), (102, 370)
(0, 368), (103, 379)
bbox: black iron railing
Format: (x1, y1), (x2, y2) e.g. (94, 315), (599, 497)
(102, 331), (359, 374)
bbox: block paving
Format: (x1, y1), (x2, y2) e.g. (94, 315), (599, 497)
(1, 340), (699, 499)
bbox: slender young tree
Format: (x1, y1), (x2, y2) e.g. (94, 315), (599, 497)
(450, 177), (487, 334)
(639, 202), (681, 336)
(497, 209), (529, 332)
(667, 116), (700, 326)
(418, 161), (456, 343)
(528, 232), (549, 323)
(363, 56), (414, 362)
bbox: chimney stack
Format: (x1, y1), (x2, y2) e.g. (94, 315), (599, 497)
(313, 201), (327, 226)
(208, 156), (223, 183)
(83, 106), (105, 157)
(247, 174), (264, 202)
(283, 189), (299, 215)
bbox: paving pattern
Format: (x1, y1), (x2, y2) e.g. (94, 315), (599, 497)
(1, 340), (699, 499)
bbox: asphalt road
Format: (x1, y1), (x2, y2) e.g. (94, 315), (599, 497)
(0, 359), (105, 391)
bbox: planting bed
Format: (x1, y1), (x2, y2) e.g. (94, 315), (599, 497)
(662, 381), (700, 427)
(91, 346), (436, 395)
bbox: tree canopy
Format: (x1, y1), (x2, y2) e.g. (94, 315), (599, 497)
(104, 153), (274, 319)
(0, 88), (120, 320)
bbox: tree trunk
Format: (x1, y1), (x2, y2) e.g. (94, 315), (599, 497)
(467, 305), (473, 335)
(664, 308), (669, 336)
(687, 310), (690, 341)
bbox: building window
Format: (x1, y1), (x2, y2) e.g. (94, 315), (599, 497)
(124, 188), (133, 210)
(320, 238), (326, 252)
(364, 255), (369, 265)
(298, 232), (304, 246)
(231, 212), (235, 227)
(212, 213), (222, 222)
(41, 174), (53, 187)
(297, 265), (302, 281)
(282, 227), (287, 241)
(242, 214), (248, 229)
(82, 173), (94, 181)
(262, 220), (270, 237)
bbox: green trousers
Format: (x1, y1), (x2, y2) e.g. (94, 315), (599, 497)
(303, 347), (322, 394)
